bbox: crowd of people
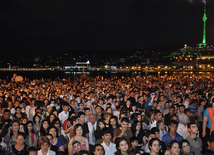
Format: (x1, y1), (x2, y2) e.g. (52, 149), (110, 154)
(0, 74), (214, 155)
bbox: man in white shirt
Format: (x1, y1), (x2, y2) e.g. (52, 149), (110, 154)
(87, 113), (97, 154)
(58, 102), (69, 125)
(101, 127), (117, 155)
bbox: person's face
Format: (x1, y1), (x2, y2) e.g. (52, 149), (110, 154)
(16, 108), (21, 114)
(35, 116), (40, 122)
(89, 115), (96, 124)
(121, 121), (129, 130)
(94, 145), (104, 155)
(118, 140), (129, 153)
(63, 105), (69, 112)
(49, 128), (57, 137)
(79, 115), (85, 123)
(73, 143), (81, 152)
(159, 122), (165, 130)
(102, 133), (112, 142)
(27, 123), (33, 132)
(4, 112), (11, 119)
(49, 115), (55, 122)
(53, 111), (58, 117)
(110, 118), (116, 127)
(169, 124), (178, 133)
(156, 113), (162, 121)
(12, 122), (19, 132)
(182, 142), (190, 154)
(85, 110), (90, 116)
(151, 140), (160, 153)
(170, 143), (180, 155)
(148, 134), (155, 142)
(169, 108), (175, 115)
(41, 143), (49, 152)
(17, 135), (25, 145)
(136, 122), (141, 131)
(189, 124), (198, 134)
(106, 108), (112, 114)
(75, 126), (83, 136)
(179, 107), (185, 113)
(95, 107), (102, 114)
(43, 121), (49, 130)
(19, 125), (25, 133)
(99, 122), (105, 129)
(131, 140), (138, 147)
(46, 135), (53, 143)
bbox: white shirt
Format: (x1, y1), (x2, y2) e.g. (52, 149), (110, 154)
(150, 120), (157, 129)
(101, 141), (117, 155)
(87, 121), (97, 145)
(59, 111), (69, 125)
(37, 149), (56, 155)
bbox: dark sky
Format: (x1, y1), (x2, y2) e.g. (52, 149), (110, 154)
(0, 0), (214, 58)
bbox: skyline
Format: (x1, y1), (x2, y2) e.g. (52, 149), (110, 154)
(0, 0), (214, 58)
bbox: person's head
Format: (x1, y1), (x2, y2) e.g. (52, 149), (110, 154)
(120, 117), (129, 130)
(115, 137), (129, 154)
(145, 130), (156, 143)
(11, 120), (20, 132)
(49, 114), (56, 123)
(149, 138), (160, 153)
(179, 139), (191, 155)
(169, 120), (178, 134)
(155, 110), (162, 121)
(70, 116), (79, 125)
(171, 114), (178, 122)
(78, 102), (85, 110)
(151, 127), (160, 139)
(74, 124), (83, 136)
(89, 113), (96, 124)
(26, 147), (37, 155)
(78, 111), (86, 124)
(38, 136), (51, 152)
(3, 109), (11, 120)
(130, 137), (138, 148)
(48, 126), (58, 138)
(84, 107), (90, 116)
(72, 140), (82, 153)
(16, 132), (26, 145)
(33, 114), (41, 124)
(46, 134), (53, 143)
(169, 106), (175, 115)
(95, 105), (103, 114)
(162, 149), (171, 155)
(41, 119), (50, 130)
(93, 144), (105, 155)
(62, 102), (69, 112)
(156, 120), (165, 131)
(109, 116), (119, 129)
(78, 150), (90, 155)
(131, 121), (142, 134)
(184, 108), (192, 117)
(207, 134), (214, 152)
(26, 121), (35, 134)
(168, 140), (180, 155)
(52, 118), (61, 129)
(102, 127), (112, 143)
(187, 121), (198, 135)
(179, 105), (185, 113)
(96, 119), (106, 131)
(19, 123), (25, 133)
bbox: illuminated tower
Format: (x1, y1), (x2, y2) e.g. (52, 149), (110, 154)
(198, 0), (207, 46)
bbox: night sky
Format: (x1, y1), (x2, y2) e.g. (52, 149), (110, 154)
(0, 0), (214, 58)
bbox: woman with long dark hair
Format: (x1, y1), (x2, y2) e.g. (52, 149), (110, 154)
(131, 121), (145, 145)
(25, 121), (37, 148)
(38, 119), (50, 137)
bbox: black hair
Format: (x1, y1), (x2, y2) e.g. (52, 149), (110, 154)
(33, 114), (41, 124)
(120, 117), (129, 123)
(179, 139), (190, 150)
(73, 124), (83, 135)
(78, 150), (90, 155)
(167, 140), (180, 149)
(187, 121), (197, 129)
(149, 138), (160, 148)
(169, 120), (178, 127)
(101, 127), (112, 137)
(146, 130), (155, 138)
(25, 147), (37, 155)
(77, 111), (85, 118)
(26, 121), (35, 134)
(130, 137), (138, 143)
(151, 127), (159, 133)
(40, 119), (50, 136)
(48, 125), (59, 138)
(72, 140), (81, 146)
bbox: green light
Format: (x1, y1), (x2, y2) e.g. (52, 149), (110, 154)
(198, 0), (207, 46)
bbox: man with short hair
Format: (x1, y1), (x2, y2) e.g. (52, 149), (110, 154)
(101, 127), (117, 155)
(113, 117), (133, 144)
(162, 120), (183, 146)
(142, 130), (156, 153)
(186, 122), (202, 155)
(150, 110), (163, 129)
(87, 113), (97, 153)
